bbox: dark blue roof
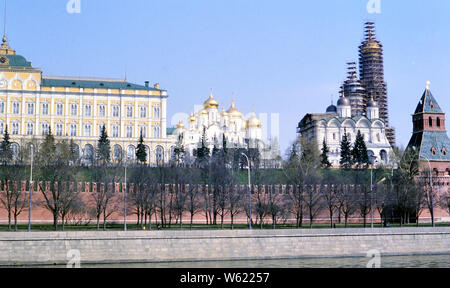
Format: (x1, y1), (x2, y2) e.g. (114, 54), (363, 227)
(408, 131), (450, 161)
(41, 78), (161, 91)
(326, 105), (337, 113)
(414, 88), (443, 114)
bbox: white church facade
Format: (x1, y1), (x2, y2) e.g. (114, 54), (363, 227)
(297, 93), (393, 167)
(173, 91), (279, 166)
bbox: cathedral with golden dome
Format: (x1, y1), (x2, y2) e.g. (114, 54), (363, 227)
(173, 91), (278, 165)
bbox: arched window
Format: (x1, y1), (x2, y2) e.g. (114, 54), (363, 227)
(113, 145), (122, 162)
(429, 117), (433, 127)
(84, 145), (94, 165)
(437, 117), (441, 127)
(41, 122), (50, 135)
(156, 146), (164, 164)
(127, 146), (135, 160)
(27, 122), (34, 136)
(380, 150), (388, 163)
(11, 143), (19, 160)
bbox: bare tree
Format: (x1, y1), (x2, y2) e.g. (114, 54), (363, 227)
(321, 184), (338, 228)
(0, 165), (27, 231)
(304, 184), (324, 228)
(337, 184), (358, 228)
(228, 185), (243, 230)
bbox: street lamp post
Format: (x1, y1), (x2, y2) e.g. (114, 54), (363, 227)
(241, 152), (252, 230)
(124, 156), (127, 231)
(28, 145), (33, 232)
(370, 168), (374, 229)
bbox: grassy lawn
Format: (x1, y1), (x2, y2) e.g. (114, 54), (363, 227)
(1, 222), (449, 232)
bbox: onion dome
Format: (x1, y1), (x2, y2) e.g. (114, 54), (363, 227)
(326, 102), (337, 113)
(227, 100), (242, 118)
(220, 107), (228, 117)
(204, 90), (219, 109)
(367, 95), (378, 108)
(361, 30), (381, 53)
(189, 112), (196, 123)
(247, 112), (262, 128)
(200, 108), (208, 116)
(337, 92), (350, 106)
(176, 120), (185, 129)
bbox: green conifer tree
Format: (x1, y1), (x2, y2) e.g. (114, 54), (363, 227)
(339, 129), (353, 169)
(321, 138), (332, 168)
(136, 131), (147, 164)
(352, 130), (370, 168)
(97, 125), (111, 164)
(0, 125), (12, 165)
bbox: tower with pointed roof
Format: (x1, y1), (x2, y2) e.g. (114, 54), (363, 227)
(407, 83), (450, 174)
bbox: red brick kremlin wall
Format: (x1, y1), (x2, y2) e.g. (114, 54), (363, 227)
(0, 182), (448, 225)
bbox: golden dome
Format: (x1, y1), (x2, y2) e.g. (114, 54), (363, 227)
(176, 121), (185, 129)
(362, 41), (381, 53)
(247, 113), (261, 128)
(227, 100), (242, 118)
(200, 109), (208, 115)
(189, 112), (196, 122)
(221, 107), (228, 117)
(204, 91), (219, 109)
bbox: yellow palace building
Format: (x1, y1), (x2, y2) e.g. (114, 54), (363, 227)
(0, 35), (175, 165)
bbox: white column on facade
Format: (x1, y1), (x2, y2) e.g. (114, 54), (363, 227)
(161, 95), (167, 139)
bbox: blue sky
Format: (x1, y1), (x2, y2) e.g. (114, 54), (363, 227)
(6, 0), (450, 156)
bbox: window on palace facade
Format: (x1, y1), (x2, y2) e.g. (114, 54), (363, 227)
(126, 125), (133, 138)
(153, 106), (160, 119)
(42, 103), (49, 115)
(71, 104), (78, 116)
(153, 125), (160, 139)
(0, 101), (4, 114)
(85, 104), (92, 117)
(99, 105), (106, 117)
(140, 106), (147, 118)
(11, 144), (19, 159)
(98, 124), (105, 136)
(140, 126), (147, 138)
(41, 122), (50, 135)
(429, 117), (433, 127)
(126, 106), (133, 118)
(127, 146), (135, 160)
(12, 122), (19, 135)
(0, 122), (3, 134)
(437, 117), (441, 127)
(156, 146), (164, 163)
(447, 169), (450, 176)
(56, 123), (63, 136)
(56, 103), (64, 116)
(70, 124), (77, 137)
(84, 124), (91, 137)
(377, 133), (381, 143)
(113, 105), (120, 117)
(27, 103), (34, 115)
(12, 102), (19, 114)
(112, 125), (119, 138)
(27, 122), (33, 136)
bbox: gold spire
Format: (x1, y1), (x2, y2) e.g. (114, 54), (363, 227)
(176, 120), (185, 129)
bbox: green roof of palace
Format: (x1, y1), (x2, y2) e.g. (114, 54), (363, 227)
(41, 77), (162, 91)
(2, 55), (33, 68)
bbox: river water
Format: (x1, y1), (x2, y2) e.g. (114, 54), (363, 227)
(71, 254), (449, 268)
